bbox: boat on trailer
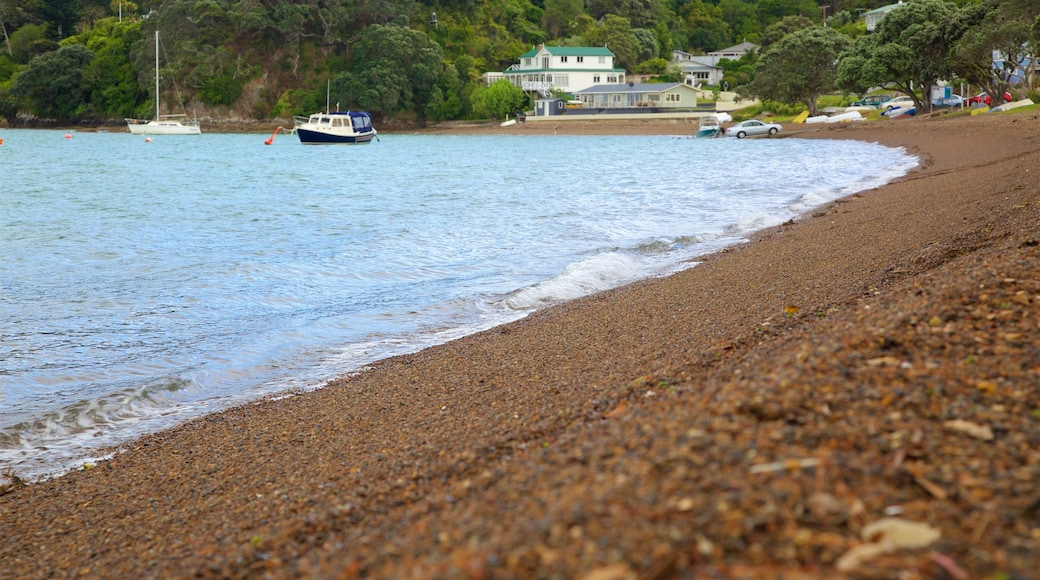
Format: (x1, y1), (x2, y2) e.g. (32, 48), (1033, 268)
(695, 115), (723, 138)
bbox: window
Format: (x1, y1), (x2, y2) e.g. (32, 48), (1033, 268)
(607, 75), (617, 83)
(560, 56), (568, 63)
(577, 56), (584, 63)
(667, 94), (680, 102)
(593, 75), (601, 83)
(524, 58), (532, 66)
(555, 74), (569, 87)
(598, 56), (605, 64)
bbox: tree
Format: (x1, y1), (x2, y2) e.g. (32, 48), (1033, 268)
(585, 15), (640, 71)
(745, 25), (849, 115)
(470, 78), (526, 119)
(758, 15), (814, 49)
(950, 0), (1040, 102)
(836, 0), (957, 113)
(340, 22), (444, 121)
(10, 42), (94, 119)
(542, 0), (583, 38)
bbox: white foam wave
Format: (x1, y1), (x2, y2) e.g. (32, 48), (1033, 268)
(502, 252), (643, 310)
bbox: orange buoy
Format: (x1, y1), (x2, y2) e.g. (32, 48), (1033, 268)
(64, 132), (73, 139)
(145, 137), (152, 142)
(264, 126), (282, 145)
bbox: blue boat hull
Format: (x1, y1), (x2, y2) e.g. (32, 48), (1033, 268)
(296, 128), (376, 144)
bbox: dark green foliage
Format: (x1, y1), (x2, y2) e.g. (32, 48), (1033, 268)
(338, 22), (445, 120)
(11, 43), (94, 119)
(746, 25), (849, 116)
(3, 0), (1036, 122)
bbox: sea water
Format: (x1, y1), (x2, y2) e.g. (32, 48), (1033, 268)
(0, 128), (917, 481)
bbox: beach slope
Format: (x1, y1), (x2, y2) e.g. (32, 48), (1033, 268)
(2, 112), (1038, 579)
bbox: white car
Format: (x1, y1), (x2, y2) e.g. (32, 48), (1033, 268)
(725, 119), (782, 139)
(883, 95), (915, 110)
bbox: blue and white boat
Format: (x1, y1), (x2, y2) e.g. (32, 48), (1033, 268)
(293, 111), (377, 144)
(695, 115), (723, 138)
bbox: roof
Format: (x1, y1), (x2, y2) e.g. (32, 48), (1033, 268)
(504, 67), (626, 75)
(865, 2), (903, 16)
(710, 41), (759, 55)
(573, 83), (691, 95)
(519, 46), (615, 58)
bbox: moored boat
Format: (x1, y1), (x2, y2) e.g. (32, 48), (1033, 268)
(293, 111), (377, 144)
(125, 31), (201, 135)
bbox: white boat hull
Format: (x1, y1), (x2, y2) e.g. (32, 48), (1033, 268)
(126, 119), (201, 135)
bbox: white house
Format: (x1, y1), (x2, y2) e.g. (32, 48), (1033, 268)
(865, 2), (903, 32)
(502, 45), (626, 98)
(672, 43), (759, 88)
(672, 50), (724, 87)
(709, 42), (758, 60)
(571, 82), (699, 110)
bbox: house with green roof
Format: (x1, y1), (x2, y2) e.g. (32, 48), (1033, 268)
(865, 2), (904, 32)
(502, 45), (626, 98)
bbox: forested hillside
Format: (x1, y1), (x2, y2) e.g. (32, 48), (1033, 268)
(0, 0), (1034, 125)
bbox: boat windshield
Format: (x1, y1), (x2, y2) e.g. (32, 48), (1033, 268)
(352, 115), (372, 131)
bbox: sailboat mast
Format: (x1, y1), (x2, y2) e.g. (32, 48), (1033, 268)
(154, 31), (160, 119)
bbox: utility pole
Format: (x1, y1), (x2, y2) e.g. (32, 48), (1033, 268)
(0, 1), (12, 56)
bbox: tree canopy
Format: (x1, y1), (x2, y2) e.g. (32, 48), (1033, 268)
(746, 26), (850, 116)
(0, 0), (1036, 123)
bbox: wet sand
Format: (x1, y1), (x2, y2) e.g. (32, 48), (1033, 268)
(2, 111), (1039, 579)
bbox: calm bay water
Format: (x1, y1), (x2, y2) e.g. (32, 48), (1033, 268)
(0, 127), (917, 481)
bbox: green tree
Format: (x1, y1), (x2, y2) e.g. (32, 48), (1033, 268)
(585, 15), (640, 71)
(836, 0), (957, 113)
(8, 23), (53, 64)
(680, 0), (731, 52)
(11, 42), (94, 118)
(543, 0), (583, 38)
(75, 18), (142, 117)
(470, 78), (526, 119)
(745, 25), (849, 115)
(951, 0), (1040, 102)
(340, 22), (444, 121)
(758, 15), (814, 49)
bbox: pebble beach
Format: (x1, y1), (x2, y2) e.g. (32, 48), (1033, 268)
(2, 111), (1039, 578)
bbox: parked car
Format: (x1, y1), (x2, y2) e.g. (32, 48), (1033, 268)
(883, 95), (915, 110)
(725, 119), (782, 138)
(967, 92), (1013, 106)
(851, 94), (892, 108)
(932, 95), (964, 108)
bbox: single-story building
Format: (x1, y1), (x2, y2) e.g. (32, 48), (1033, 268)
(572, 82), (699, 110)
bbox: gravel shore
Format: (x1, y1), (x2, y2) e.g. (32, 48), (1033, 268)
(2, 111), (1038, 579)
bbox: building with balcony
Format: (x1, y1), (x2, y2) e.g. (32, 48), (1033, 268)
(502, 45), (625, 98)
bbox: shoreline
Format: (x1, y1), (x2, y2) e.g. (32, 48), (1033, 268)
(2, 112), (1038, 578)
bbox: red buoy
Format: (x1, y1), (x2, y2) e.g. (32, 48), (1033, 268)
(264, 127), (282, 145)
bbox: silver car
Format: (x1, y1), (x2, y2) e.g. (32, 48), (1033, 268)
(725, 119), (782, 139)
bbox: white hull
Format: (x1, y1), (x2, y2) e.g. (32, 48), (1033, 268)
(126, 119), (201, 135)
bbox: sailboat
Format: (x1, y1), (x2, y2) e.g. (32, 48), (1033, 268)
(125, 31), (201, 135)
